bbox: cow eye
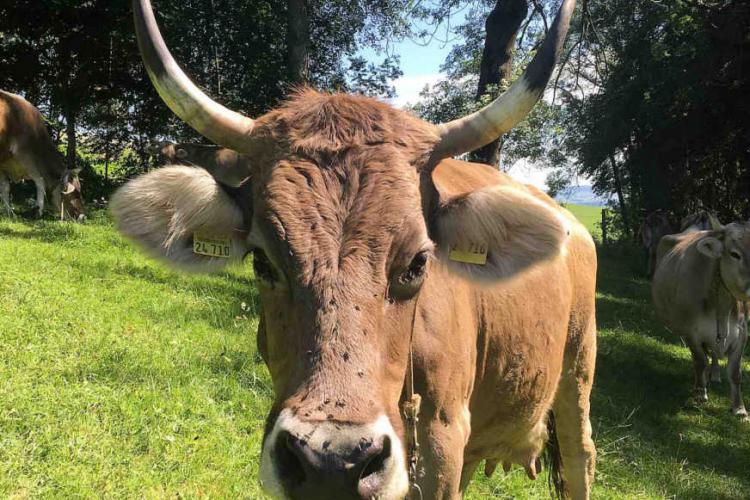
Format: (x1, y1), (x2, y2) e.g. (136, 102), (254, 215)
(390, 251), (430, 301)
(252, 249), (277, 284)
(730, 250), (742, 261)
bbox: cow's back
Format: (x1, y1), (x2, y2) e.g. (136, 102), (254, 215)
(424, 159), (597, 468)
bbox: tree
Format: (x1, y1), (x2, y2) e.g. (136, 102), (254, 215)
(0, 0), (411, 192)
(473, 0), (528, 166)
(567, 0), (750, 231)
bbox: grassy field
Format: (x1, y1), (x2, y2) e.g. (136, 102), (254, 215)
(0, 206), (748, 499)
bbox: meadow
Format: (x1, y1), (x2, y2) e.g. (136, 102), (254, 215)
(0, 206), (748, 499)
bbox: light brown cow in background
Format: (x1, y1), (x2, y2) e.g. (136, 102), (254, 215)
(653, 222), (750, 418)
(150, 141), (251, 186)
(113, 0), (596, 498)
(0, 90), (85, 220)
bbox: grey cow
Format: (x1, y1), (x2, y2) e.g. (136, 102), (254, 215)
(652, 222), (750, 418)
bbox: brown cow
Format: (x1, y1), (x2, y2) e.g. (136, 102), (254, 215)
(0, 90), (85, 220)
(150, 141), (251, 186)
(113, 0), (595, 498)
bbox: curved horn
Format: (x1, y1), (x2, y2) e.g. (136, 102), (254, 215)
(433, 0), (576, 159)
(708, 212), (723, 231)
(133, 0), (255, 153)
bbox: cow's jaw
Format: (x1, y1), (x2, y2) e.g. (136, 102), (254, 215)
(260, 409), (409, 500)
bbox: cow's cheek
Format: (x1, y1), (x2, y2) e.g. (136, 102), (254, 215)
(259, 295), (302, 398)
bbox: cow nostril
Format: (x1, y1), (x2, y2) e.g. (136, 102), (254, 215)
(275, 431), (307, 487)
(358, 435), (391, 497)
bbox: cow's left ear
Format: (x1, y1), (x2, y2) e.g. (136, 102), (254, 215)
(111, 165), (250, 273)
(697, 236), (724, 260)
(430, 184), (569, 282)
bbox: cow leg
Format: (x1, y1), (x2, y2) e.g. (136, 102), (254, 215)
(710, 350), (721, 384)
(727, 323), (748, 418)
(458, 460), (479, 496)
(552, 316), (597, 500)
(31, 176), (46, 219)
(688, 343), (709, 403)
(0, 173), (12, 216)
(419, 413), (469, 499)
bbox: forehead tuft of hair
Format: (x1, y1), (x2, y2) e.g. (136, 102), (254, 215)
(253, 88), (440, 162)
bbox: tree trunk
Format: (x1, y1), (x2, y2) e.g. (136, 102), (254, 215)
(471, 0), (528, 168)
(286, 0), (310, 84)
(610, 154), (631, 239)
(65, 110), (77, 170)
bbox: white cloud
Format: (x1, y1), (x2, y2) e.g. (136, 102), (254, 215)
(505, 159), (548, 190)
(389, 73), (443, 109)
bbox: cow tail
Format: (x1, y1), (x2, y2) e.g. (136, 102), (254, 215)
(544, 411), (568, 499)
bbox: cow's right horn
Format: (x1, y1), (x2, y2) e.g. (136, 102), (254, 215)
(709, 213), (723, 231)
(433, 0), (575, 160)
(133, 0), (255, 153)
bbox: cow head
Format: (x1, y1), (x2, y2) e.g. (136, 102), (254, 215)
(58, 169), (86, 221)
(150, 141), (190, 164)
(697, 222), (750, 301)
(112, 1), (575, 498)
(641, 210), (673, 248)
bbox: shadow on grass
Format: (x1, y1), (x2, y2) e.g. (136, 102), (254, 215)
(592, 244), (750, 495)
(0, 222), (79, 242)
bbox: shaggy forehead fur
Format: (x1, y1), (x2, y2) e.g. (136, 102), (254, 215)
(250, 89), (440, 166)
(246, 89), (440, 290)
(258, 143), (427, 294)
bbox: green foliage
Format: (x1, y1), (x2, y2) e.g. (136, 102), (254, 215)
(567, 0), (750, 227)
(0, 0), (410, 192)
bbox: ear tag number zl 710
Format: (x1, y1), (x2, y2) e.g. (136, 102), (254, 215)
(449, 243), (488, 265)
(193, 234), (232, 258)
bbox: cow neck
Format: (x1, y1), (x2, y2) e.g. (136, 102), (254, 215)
(711, 263), (733, 347)
(402, 290), (424, 500)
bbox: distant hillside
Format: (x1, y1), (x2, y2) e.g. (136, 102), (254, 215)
(554, 185), (609, 207)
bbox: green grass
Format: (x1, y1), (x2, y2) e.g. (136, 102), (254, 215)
(1, 210), (748, 499)
(566, 204), (603, 240)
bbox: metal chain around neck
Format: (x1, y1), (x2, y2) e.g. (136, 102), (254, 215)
(402, 291), (423, 500)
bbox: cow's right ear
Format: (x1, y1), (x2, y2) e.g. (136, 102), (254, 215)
(111, 165), (250, 272)
(697, 236), (724, 260)
(429, 184), (569, 283)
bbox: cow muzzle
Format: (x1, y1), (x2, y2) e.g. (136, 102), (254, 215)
(260, 409), (409, 499)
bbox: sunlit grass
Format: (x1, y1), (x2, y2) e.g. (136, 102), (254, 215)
(0, 209), (748, 499)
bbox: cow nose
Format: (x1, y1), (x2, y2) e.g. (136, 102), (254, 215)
(275, 429), (391, 499)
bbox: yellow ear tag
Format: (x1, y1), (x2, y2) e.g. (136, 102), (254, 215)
(193, 234), (232, 258)
(449, 243), (488, 265)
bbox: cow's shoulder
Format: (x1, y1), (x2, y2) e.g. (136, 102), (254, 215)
(433, 159), (545, 201)
(432, 159), (591, 245)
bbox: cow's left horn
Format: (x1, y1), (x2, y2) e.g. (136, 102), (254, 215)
(433, 0), (575, 159)
(133, 0), (255, 153)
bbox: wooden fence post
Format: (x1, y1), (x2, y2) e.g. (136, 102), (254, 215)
(601, 209), (609, 246)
